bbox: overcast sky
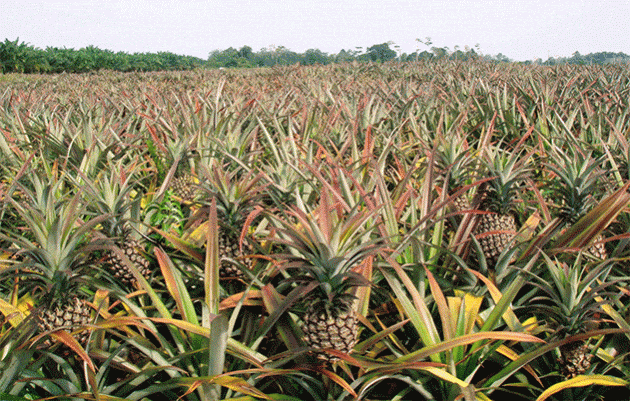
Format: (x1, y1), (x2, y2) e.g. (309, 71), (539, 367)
(1, 0), (629, 62)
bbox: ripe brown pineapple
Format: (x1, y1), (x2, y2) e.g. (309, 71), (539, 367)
(105, 237), (152, 286)
(558, 341), (593, 379)
(37, 296), (93, 347)
(473, 147), (529, 267)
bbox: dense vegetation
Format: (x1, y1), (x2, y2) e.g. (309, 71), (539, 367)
(1, 59), (630, 400)
(2, 37), (629, 74)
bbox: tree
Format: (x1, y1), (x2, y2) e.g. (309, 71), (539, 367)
(302, 49), (329, 65)
(366, 42), (396, 62)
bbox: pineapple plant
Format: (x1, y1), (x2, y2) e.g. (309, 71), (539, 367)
(194, 164), (267, 279)
(546, 148), (608, 259)
(434, 134), (476, 215)
(149, 133), (201, 205)
(526, 257), (613, 379)
(270, 189), (381, 361)
(0, 177), (102, 349)
(81, 163), (152, 287)
(473, 146), (530, 267)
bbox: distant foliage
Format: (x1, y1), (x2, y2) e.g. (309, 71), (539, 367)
(0, 38), (206, 73)
(2, 37), (629, 74)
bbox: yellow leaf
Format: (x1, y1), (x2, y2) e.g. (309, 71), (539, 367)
(496, 344), (541, 385)
(188, 220), (210, 247)
(517, 212), (540, 241)
(421, 366), (469, 387)
(537, 375), (628, 401)
(468, 269), (522, 331)
(0, 294), (33, 327)
(463, 292), (483, 334)
(211, 375), (273, 400)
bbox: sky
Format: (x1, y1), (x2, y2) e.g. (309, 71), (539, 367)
(1, 0), (629, 62)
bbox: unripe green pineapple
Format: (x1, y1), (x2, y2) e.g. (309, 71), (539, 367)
(196, 165), (266, 280)
(171, 173), (200, 204)
(218, 229), (252, 279)
(1, 178), (103, 351)
(528, 260), (612, 381)
(474, 211), (517, 264)
(434, 134), (475, 216)
(80, 165), (153, 287)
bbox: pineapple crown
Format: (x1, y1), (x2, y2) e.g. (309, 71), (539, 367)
(80, 163), (141, 239)
(478, 146), (531, 215)
(1, 176), (106, 290)
(147, 132), (198, 183)
(525, 256), (615, 338)
(434, 135), (475, 191)
(199, 164), (268, 225)
(270, 190), (380, 310)
(545, 148), (605, 224)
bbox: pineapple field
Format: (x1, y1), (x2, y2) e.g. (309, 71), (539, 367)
(1, 59), (630, 400)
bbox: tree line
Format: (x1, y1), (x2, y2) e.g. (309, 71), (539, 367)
(1, 37), (629, 74)
(0, 38), (206, 73)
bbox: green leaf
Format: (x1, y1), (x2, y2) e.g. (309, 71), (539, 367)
(395, 331), (544, 364)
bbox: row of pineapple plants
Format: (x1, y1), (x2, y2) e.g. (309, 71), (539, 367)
(0, 59), (629, 400)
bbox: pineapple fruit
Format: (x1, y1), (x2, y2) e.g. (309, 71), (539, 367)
(270, 189), (379, 361)
(104, 236), (152, 287)
(528, 259), (612, 380)
(558, 341), (593, 379)
(37, 296), (93, 348)
(546, 149), (608, 259)
(170, 173), (200, 204)
(473, 147), (529, 267)
(434, 134), (475, 215)
(1, 178), (102, 349)
(217, 227), (253, 278)
(301, 298), (360, 360)
(195, 165), (266, 279)
(81, 165), (152, 287)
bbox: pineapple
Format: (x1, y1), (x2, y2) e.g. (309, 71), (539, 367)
(473, 147), (530, 267)
(270, 189), (380, 361)
(81, 165), (152, 287)
(557, 341), (593, 379)
(195, 165), (267, 279)
(546, 148), (608, 259)
(527, 258), (612, 379)
(36, 286), (93, 348)
(154, 133), (200, 205)
(170, 173), (200, 204)
(0, 178), (101, 349)
(104, 236), (152, 287)
(434, 134), (475, 215)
